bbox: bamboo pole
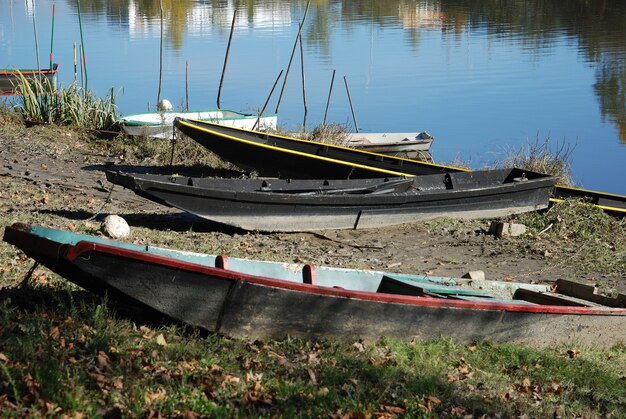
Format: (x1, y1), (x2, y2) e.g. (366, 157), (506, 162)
(274, 0), (311, 114)
(49, 3), (55, 70)
(323, 69), (336, 125)
(157, 0), (164, 105)
(217, 10), (237, 109)
(185, 60), (189, 111)
(77, 0), (88, 91)
(32, 0), (41, 74)
(299, 33), (307, 131)
(253, 69), (284, 131)
(80, 44), (85, 90)
(73, 42), (77, 82)
(344, 76), (359, 133)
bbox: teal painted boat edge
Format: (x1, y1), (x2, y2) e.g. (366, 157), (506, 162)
(24, 224), (471, 290)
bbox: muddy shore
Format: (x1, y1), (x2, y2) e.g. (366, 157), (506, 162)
(1, 118), (624, 294)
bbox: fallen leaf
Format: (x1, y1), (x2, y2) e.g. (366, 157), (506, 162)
(353, 341), (366, 352)
(97, 351), (111, 371)
(317, 387), (329, 396)
(155, 334), (167, 346)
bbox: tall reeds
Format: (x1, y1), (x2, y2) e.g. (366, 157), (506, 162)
(499, 137), (575, 186)
(11, 71), (118, 130)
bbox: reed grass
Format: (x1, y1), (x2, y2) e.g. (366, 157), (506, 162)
(11, 71), (118, 130)
(499, 137), (574, 185)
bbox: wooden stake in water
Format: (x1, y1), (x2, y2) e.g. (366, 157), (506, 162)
(323, 69), (336, 125)
(77, 0), (88, 91)
(185, 60), (189, 111)
(80, 44), (85, 90)
(217, 10), (237, 109)
(32, 0), (41, 74)
(253, 69), (284, 131)
(299, 33), (307, 131)
(49, 3), (56, 70)
(157, 0), (164, 105)
(73, 42), (77, 82)
(275, 0), (311, 114)
(344, 76), (359, 133)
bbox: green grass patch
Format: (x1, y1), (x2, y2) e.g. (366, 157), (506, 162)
(10, 72), (118, 130)
(0, 292), (624, 417)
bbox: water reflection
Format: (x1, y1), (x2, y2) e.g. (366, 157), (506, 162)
(65, 0), (625, 143)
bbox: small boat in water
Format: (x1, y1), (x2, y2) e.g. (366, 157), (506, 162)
(4, 223), (625, 346)
(345, 132), (434, 161)
(106, 168), (556, 232)
(0, 64), (59, 96)
(174, 118), (626, 216)
(118, 109), (278, 139)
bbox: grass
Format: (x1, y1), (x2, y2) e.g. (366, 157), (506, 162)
(514, 200), (626, 284)
(498, 137), (575, 185)
(11, 71), (119, 130)
(0, 288), (625, 417)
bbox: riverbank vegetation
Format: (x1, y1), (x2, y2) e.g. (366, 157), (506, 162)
(10, 72), (118, 130)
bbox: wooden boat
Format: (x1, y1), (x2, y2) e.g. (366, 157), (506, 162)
(0, 64), (59, 96)
(106, 168), (556, 232)
(174, 118), (626, 216)
(4, 223), (626, 346)
(118, 110), (277, 140)
(344, 132), (434, 161)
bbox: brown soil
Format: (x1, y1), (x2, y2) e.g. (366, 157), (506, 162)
(1, 118), (623, 293)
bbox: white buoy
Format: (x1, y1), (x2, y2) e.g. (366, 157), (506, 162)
(101, 215), (131, 239)
(157, 98), (173, 111)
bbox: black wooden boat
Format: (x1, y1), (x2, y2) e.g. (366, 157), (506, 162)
(4, 223), (626, 346)
(174, 118), (626, 216)
(106, 168), (556, 231)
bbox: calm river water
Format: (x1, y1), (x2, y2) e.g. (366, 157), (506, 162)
(2, 0), (625, 194)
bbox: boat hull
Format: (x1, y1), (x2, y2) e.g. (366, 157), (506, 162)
(119, 110), (277, 139)
(107, 169), (556, 231)
(345, 132), (434, 159)
(0, 64), (59, 96)
(4, 223), (626, 347)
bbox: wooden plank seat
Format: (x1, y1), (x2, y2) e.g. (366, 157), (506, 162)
(377, 274), (494, 299)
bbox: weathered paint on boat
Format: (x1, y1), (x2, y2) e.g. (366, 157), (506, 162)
(106, 169), (556, 232)
(4, 223), (626, 347)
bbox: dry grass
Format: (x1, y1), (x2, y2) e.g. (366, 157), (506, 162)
(498, 137), (574, 185)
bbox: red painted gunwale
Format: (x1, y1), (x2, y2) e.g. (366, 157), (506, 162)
(0, 64), (59, 77)
(66, 240), (626, 316)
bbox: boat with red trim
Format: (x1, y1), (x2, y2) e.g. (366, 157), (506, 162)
(4, 223), (625, 346)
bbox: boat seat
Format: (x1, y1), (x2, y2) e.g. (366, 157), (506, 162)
(377, 274), (492, 298)
(303, 264), (316, 285)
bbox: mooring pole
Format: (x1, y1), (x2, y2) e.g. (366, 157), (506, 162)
(299, 33), (307, 131)
(49, 3), (55, 70)
(253, 69), (284, 131)
(217, 10), (237, 109)
(77, 0), (88, 91)
(157, 0), (164, 105)
(185, 60), (189, 111)
(32, 0), (41, 75)
(323, 69), (336, 125)
(274, 0), (311, 114)
(344, 76), (359, 133)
